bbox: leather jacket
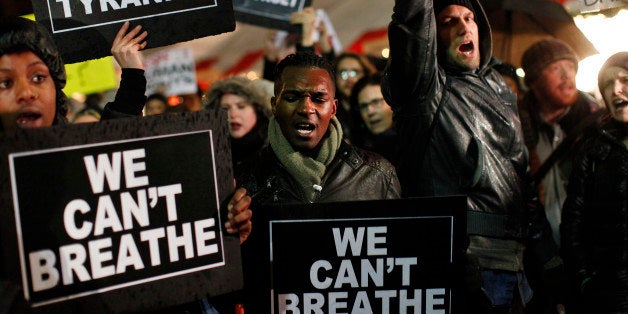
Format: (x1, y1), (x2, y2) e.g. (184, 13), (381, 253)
(382, 0), (533, 270)
(235, 141), (401, 204)
(561, 118), (628, 291)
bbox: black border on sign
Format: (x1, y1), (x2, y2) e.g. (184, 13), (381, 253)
(252, 196), (467, 313)
(0, 110), (241, 313)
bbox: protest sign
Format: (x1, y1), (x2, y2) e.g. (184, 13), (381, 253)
(63, 57), (118, 96)
(0, 111), (240, 312)
(233, 0), (312, 30)
(144, 47), (198, 97)
(30, 0), (236, 63)
(249, 197), (467, 313)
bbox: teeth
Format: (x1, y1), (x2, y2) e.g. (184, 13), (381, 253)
(296, 129), (313, 136)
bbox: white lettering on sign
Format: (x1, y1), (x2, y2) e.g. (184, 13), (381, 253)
(278, 289), (446, 314)
(55, 0), (173, 18)
(277, 225), (445, 313)
(28, 218), (218, 292)
(254, 0), (298, 8)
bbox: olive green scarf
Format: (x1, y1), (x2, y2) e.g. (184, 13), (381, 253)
(269, 116), (343, 202)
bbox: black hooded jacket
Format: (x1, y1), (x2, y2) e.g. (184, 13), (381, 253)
(382, 0), (536, 270)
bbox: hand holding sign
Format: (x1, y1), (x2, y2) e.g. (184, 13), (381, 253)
(225, 188), (252, 244)
(111, 22), (148, 70)
(290, 7), (317, 47)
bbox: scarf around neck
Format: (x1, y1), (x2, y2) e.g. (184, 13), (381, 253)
(269, 116), (343, 201)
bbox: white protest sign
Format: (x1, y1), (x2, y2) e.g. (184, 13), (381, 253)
(144, 47), (198, 96)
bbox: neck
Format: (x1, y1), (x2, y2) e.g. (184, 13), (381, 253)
(536, 96), (569, 124)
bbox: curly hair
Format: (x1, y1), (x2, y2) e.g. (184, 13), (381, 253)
(0, 16), (68, 124)
(203, 76), (271, 119)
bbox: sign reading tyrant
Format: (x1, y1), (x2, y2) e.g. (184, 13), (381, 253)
(30, 0), (236, 63)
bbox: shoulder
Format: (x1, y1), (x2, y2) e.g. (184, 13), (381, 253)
(338, 142), (397, 178)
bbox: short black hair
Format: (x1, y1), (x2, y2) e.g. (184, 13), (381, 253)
(274, 52), (336, 94)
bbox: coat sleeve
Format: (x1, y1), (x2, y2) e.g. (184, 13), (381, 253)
(560, 149), (593, 288)
(101, 68), (147, 120)
(382, 0), (440, 114)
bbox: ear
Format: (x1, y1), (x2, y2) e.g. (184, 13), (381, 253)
(331, 98), (337, 117)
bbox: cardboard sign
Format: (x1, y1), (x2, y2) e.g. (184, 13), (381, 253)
(30, 0), (236, 64)
(0, 111), (241, 312)
(145, 47), (198, 97)
(233, 0), (312, 30)
(63, 57), (118, 96)
(248, 197), (467, 313)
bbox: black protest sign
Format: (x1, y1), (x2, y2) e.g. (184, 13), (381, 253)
(30, 0), (236, 63)
(233, 0), (312, 30)
(0, 111), (241, 312)
(251, 197), (467, 313)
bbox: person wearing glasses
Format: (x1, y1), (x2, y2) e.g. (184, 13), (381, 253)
(332, 52), (377, 143)
(350, 72), (398, 163)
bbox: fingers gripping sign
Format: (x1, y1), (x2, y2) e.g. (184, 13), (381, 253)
(111, 21), (148, 70)
(225, 188), (253, 244)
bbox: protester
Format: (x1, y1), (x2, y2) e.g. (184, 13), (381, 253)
(0, 16), (253, 312)
(381, 0), (556, 311)
(235, 51), (401, 310)
(332, 52), (377, 142)
(0, 18), (147, 130)
(144, 93), (169, 116)
(349, 72), (398, 162)
(519, 38), (602, 247)
(179, 85), (204, 112)
(203, 76), (272, 169)
(560, 51), (628, 314)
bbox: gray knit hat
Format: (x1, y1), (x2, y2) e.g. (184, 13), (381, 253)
(521, 39), (579, 86)
(434, 0), (475, 16)
(0, 16), (68, 124)
(598, 51), (628, 104)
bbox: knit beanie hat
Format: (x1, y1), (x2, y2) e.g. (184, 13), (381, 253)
(434, 0), (475, 16)
(598, 51), (628, 104)
(0, 16), (68, 124)
(521, 38), (579, 86)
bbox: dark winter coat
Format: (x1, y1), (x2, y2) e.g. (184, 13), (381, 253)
(561, 117), (628, 312)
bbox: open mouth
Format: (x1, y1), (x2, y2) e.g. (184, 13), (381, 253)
(458, 41), (474, 56)
(16, 112), (41, 127)
(613, 100), (628, 110)
(295, 122), (315, 137)
(230, 122), (241, 130)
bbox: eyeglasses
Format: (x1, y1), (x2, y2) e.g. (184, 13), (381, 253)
(359, 98), (386, 112)
(338, 69), (363, 81)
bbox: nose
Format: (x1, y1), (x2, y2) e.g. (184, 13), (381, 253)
(228, 107), (237, 119)
(458, 18), (471, 35)
(614, 80), (624, 96)
(16, 79), (37, 104)
(297, 97), (315, 115)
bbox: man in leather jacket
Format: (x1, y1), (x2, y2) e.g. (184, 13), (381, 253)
(234, 52), (400, 311)
(382, 0), (542, 312)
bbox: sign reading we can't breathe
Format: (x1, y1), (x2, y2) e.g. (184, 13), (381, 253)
(251, 198), (467, 313)
(9, 130), (224, 307)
